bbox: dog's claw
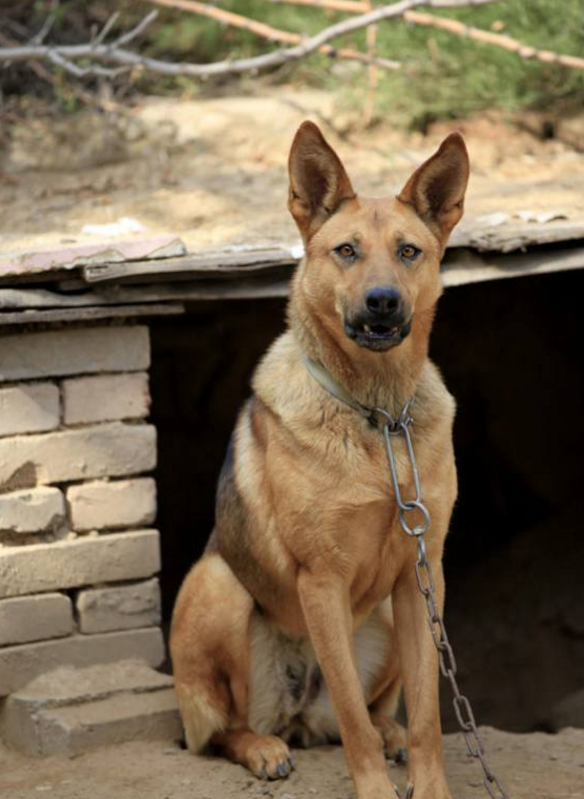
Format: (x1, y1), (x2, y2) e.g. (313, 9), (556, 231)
(276, 761), (291, 778)
(405, 784), (414, 799)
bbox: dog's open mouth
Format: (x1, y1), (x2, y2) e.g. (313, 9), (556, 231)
(344, 318), (411, 351)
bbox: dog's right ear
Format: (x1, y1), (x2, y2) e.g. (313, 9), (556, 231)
(288, 121), (356, 242)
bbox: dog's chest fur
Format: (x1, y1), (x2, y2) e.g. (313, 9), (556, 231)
(247, 606), (392, 743)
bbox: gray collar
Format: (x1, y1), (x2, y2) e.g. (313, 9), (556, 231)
(302, 354), (413, 431)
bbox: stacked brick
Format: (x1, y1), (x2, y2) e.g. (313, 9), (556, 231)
(0, 326), (165, 696)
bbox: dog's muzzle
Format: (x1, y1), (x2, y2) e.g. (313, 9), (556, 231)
(344, 309), (412, 352)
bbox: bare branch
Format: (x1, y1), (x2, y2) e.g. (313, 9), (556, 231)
(268, 0), (367, 11)
(3, 0), (582, 83)
(137, 0), (400, 71)
(93, 12), (121, 47)
(401, 9), (584, 71)
(46, 49), (129, 78)
(110, 10), (158, 48)
(30, 10), (57, 45)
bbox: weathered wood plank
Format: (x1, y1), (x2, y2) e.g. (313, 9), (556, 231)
(0, 245), (582, 315)
(449, 219), (584, 253)
(0, 237), (186, 281)
(82, 249), (300, 284)
(0, 303), (185, 326)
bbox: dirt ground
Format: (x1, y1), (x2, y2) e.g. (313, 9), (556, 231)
(1, 88), (584, 256)
(1, 727), (583, 799)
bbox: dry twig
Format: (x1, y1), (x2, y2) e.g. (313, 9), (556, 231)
(401, 9), (584, 70)
(0, 0), (501, 79)
(137, 0), (401, 71)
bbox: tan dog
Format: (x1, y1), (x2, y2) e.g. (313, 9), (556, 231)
(170, 121), (469, 799)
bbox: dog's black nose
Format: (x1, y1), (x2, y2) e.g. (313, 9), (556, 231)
(365, 287), (401, 316)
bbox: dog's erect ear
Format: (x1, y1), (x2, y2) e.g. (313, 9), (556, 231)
(288, 121), (356, 241)
(398, 133), (469, 245)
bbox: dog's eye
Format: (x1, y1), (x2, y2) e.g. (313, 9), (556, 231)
(334, 243), (357, 260)
(399, 244), (421, 262)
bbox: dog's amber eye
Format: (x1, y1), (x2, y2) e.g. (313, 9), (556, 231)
(335, 243), (356, 259)
(400, 244), (420, 261)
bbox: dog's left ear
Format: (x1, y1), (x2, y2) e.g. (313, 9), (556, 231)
(398, 133), (469, 245)
(288, 121), (356, 242)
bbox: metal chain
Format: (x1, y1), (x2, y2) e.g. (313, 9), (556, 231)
(377, 406), (511, 799)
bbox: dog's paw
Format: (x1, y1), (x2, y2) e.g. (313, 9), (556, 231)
(243, 734), (295, 780)
(374, 717), (407, 763)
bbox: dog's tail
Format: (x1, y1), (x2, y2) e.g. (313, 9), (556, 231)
(174, 681), (227, 753)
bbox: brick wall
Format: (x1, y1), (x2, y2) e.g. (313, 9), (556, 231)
(0, 325), (164, 696)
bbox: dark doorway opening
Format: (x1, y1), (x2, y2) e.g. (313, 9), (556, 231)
(150, 268), (584, 734)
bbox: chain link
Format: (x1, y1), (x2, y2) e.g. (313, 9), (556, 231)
(381, 412), (511, 799)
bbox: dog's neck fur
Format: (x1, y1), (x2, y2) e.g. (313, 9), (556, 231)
(288, 284), (436, 418)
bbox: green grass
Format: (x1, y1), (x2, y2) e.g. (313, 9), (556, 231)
(25, 0), (584, 127)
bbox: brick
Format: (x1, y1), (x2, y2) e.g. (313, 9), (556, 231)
(0, 529), (160, 599)
(0, 628), (165, 695)
(0, 326), (149, 383)
(0, 487), (65, 534)
(67, 478), (156, 532)
(63, 372), (150, 425)
(0, 593), (73, 646)
(0, 422), (156, 493)
(77, 578), (161, 634)
(0, 383), (59, 437)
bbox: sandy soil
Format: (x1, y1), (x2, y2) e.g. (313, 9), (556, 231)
(1, 88), (584, 257)
(1, 727), (583, 799)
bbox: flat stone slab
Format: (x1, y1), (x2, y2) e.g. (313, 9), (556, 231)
(0, 659), (179, 757)
(8, 659), (173, 709)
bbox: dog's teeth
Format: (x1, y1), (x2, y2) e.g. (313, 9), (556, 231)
(363, 324), (371, 333)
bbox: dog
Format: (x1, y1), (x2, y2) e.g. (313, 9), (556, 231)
(170, 121), (469, 799)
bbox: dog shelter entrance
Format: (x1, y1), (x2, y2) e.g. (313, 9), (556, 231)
(149, 265), (583, 737)
(0, 224), (583, 755)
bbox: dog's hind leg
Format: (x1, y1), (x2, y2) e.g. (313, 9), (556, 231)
(365, 600), (407, 762)
(170, 553), (294, 779)
(171, 553), (250, 753)
(370, 676), (407, 762)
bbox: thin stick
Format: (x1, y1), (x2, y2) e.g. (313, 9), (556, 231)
(136, 0), (401, 71)
(269, 0), (368, 11)
(364, 0), (378, 126)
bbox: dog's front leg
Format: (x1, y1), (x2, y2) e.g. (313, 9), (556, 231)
(393, 554), (453, 799)
(298, 570), (398, 799)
